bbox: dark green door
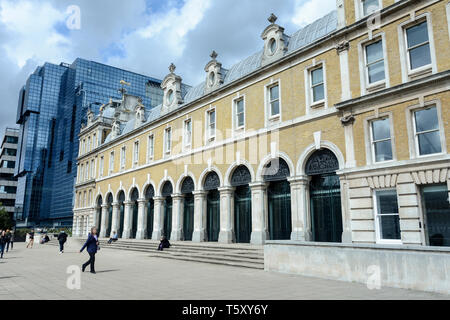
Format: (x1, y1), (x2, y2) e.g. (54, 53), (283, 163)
(119, 203), (124, 237)
(268, 180), (292, 240)
(132, 202), (138, 238)
(234, 185), (252, 243)
(422, 184), (450, 246)
(183, 194), (194, 241)
(310, 174), (342, 242)
(207, 190), (220, 242)
(147, 199), (154, 239)
(107, 206), (112, 237)
(163, 197), (172, 240)
(97, 208), (102, 236)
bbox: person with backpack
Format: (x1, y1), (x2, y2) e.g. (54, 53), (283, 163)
(57, 230), (68, 254)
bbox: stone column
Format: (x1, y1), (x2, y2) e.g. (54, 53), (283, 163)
(99, 205), (109, 238)
(151, 197), (165, 240)
(74, 215), (80, 237)
(111, 202), (120, 236)
(340, 178), (353, 243)
(288, 176), (312, 241)
(171, 194), (184, 241)
(218, 186), (235, 243)
(136, 199), (148, 240)
(250, 182), (269, 244)
(92, 207), (99, 230)
(122, 201), (133, 239)
(192, 191), (207, 242)
(341, 113), (356, 168)
(336, 41), (351, 101)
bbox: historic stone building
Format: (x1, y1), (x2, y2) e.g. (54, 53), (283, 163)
(73, 0), (450, 248)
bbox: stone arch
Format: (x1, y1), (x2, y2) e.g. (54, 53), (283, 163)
(129, 187), (140, 202)
(198, 166), (223, 191)
(296, 141), (345, 176)
(175, 172), (197, 194)
(95, 192), (103, 207)
(115, 187), (126, 203)
(157, 176), (175, 197)
(128, 184), (141, 201)
(224, 160), (255, 187)
(256, 151), (295, 181)
(105, 192), (114, 204)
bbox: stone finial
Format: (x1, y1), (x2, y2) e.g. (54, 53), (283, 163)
(210, 50), (218, 60)
(169, 63), (176, 74)
(268, 13), (277, 24)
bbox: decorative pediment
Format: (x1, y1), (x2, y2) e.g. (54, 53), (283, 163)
(204, 51), (224, 94)
(261, 14), (288, 67)
(161, 63), (183, 114)
(135, 103), (146, 128)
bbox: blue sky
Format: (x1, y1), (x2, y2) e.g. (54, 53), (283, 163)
(0, 0), (336, 135)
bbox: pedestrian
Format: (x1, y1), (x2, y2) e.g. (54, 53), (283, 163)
(0, 230), (6, 259)
(157, 235), (170, 251)
(107, 231), (118, 244)
(26, 230), (34, 248)
(9, 230), (14, 251)
(57, 230), (68, 254)
(80, 227), (99, 274)
(5, 229), (11, 252)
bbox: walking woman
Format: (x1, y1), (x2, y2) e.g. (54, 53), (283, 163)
(79, 227), (99, 274)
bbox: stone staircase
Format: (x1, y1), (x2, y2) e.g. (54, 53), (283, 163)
(91, 238), (264, 269)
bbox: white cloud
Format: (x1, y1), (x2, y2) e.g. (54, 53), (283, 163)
(292, 0), (336, 27)
(0, 0), (69, 67)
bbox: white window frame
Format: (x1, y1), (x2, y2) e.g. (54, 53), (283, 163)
(232, 95), (246, 133)
(99, 156), (104, 178)
(398, 13), (437, 82)
(147, 134), (154, 161)
(120, 146), (126, 170)
(164, 127), (172, 155)
(358, 33), (390, 95)
(373, 188), (402, 245)
(304, 62), (327, 112)
(355, 0), (382, 20)
(85, 162), (89, 181)
(80, 164), (84, 182)
(405, 100), (446, 159)
(264, 80), (282, 126)
(82, 139), (86, 154)
(87, 137), (91, 152)
(133, 140), (139, 167)
(364, 113), (396, 165)
(90, 159), (95, 179)
(109, 151), (114, 175)
(183, 118), (192, 150)
(205, 107), (216, 142)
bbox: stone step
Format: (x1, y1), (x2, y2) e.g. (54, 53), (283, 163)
(102, 244), (264, 261)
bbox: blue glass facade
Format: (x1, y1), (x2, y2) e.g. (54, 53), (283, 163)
(14, 58), (162, 227)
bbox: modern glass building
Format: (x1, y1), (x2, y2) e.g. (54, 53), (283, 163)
(14, 58), (163, 228)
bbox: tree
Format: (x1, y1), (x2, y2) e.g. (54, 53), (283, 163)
(0, 203), (13, 230)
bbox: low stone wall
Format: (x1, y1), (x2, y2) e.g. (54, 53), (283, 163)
(264, 241), (450, 295)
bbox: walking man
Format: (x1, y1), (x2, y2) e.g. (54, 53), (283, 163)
(5, 229), (11, 252)
(7, 230), (14, 251)
(57, 230), (68, 254)
(80, 227), (99, 274)
(0, 230), (6, 259)
(26, 230), (34, 248)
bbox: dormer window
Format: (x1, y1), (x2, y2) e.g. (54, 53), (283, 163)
(204, 51), (224, 94)
(167, 89), (174, 105)
(261, 14), (288, 67)
(209, 72), (215, 87)
(161, 63), (183, 114)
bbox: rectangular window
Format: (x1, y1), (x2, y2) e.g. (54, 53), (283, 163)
(87, 137), (91, 152)
(362, 0), (379, 17)
(405, 21), (431, 71)
(375, 189), (401, 242)
(99, 156), (104, 178)
(310, 67), (324, 103)
(133, 141), (139, 165)
(269, 85), (280, 117)
(148, 135), (154, 159)
(207, 110), (216, 139)
(80, 165), (83, 182)
(413, 106), (442, 156)
(365, 40), (385, 84)
(184, 119), (192, 148)
(120, 146), (126, 169)
(93, 133), (97, 149)
(370, 118), (393, 162)
(109, 152), (114, 174)
(235, 98), (245, 129)
(91, 159), (95, 179)
(85, 162), (89, 181)
(165, 128), (172, 154)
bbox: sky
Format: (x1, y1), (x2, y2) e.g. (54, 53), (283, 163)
(0, 0), (336, 137)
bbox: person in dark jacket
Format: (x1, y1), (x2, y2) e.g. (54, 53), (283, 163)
(8, 230), (14, 251)
(157, 235), (170, 251)
(26, 230), (34, 248)
(57, 230), (68, 253)
(5, 230), (11, 252)
(0, 230), (6, 258)
(80, 227), (99, 274)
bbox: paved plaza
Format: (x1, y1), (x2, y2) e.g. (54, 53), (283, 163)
(0, 239), (448, 300)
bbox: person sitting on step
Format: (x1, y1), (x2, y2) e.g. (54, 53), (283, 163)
(108, 231), (118, 244)
(157, 235), (170, 251)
